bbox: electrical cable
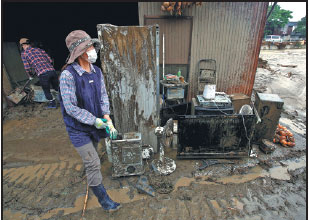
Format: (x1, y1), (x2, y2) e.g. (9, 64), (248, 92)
(211, 100), (229, 115)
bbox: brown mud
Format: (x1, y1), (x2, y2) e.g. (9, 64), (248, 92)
(3, 49), (307, 220)
(3, 102), (306, 220)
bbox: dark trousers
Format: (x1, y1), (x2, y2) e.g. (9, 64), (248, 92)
(38, 70), (59, 101)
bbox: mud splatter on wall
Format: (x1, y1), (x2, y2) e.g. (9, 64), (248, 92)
(97, 24), (158, 151)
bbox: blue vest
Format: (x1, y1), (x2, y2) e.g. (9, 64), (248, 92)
(59, 64), (108, 147)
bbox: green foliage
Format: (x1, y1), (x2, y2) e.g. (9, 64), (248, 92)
(264, 4), (293, 36)
(294, 16), (306, 37)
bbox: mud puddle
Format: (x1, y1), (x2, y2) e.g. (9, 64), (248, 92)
(40, 187), (148, 219)
(175, 155), (306, 187)
(268, 155), (306, 180)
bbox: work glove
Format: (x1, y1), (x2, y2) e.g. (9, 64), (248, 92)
(94, 118), (108, 129)
(107, 120), (118, 140)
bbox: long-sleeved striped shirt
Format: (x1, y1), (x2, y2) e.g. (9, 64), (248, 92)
(59, 62), (110, 125)
(21, 46), (55, 76)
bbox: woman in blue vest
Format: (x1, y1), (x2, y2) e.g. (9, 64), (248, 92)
(59, 30), (121, 212)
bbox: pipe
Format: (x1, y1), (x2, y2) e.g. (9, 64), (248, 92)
(163, 34), (165, 79)
(155, 25), (160, 126)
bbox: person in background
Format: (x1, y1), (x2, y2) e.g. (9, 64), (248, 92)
(19, 38), (58, 108)
(59, 30), (120, 212)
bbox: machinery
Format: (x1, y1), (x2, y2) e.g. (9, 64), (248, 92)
(176, 112), (256, 159)
(151, 118), (176, 175)
(111, 132), (144, 178)
(253, 92), (284, 143)
(192, 92), (234, 115)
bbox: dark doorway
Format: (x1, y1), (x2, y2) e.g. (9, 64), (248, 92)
(2, 2), (139, 70)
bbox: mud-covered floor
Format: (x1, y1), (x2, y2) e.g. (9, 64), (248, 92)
(3, 49), (307, 220)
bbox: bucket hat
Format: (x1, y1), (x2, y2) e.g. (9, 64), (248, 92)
(65, 30), (101, 64)
(19, 38), (30, 45)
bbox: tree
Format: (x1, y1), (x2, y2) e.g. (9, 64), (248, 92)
(294, 16), (306, 38)
(264, 4), (293, 36)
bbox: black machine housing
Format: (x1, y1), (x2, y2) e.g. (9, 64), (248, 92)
(176, 113), (256, 159)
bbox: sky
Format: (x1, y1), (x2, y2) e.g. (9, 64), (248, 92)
(277, 2), (307, 21)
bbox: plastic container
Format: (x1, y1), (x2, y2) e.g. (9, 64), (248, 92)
(177, 69), (181, 77)
(202, 84), (216, 99)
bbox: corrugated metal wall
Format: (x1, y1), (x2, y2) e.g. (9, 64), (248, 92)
(139, 2), (268, 99)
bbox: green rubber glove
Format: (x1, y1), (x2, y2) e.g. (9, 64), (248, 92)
(101, 119), (110, 135)
(107, 120), (118, 140)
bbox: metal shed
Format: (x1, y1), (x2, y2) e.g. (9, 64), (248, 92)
(138, 2), (268, 100)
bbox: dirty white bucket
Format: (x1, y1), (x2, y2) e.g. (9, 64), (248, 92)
(203, 84), (216, 99)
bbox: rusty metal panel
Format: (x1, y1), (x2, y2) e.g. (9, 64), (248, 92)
(138, 2), (268, 99)
(97, 24), (158, 151)
(145, 17), (192, 65)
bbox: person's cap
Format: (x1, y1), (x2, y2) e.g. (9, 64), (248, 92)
(65, 30), (101, 64)
(19, 38), (30, 45)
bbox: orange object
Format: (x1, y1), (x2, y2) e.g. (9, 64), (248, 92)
(287, 132), (293, 137)
(280, 139), (287, 145)
(279, 131), (286, 136)
(279, 135), (287, 140)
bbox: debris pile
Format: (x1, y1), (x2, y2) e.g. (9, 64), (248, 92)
(148, 173), (174, 194)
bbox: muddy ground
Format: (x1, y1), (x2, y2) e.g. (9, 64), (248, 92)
(3, 49), (307, 220)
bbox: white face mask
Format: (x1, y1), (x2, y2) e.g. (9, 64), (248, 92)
(86, 49), (97, 63)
